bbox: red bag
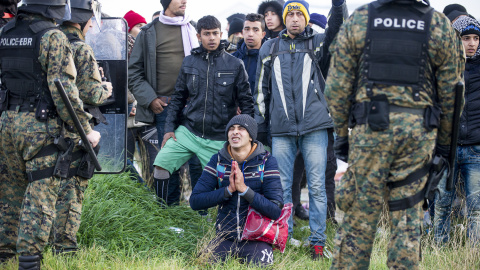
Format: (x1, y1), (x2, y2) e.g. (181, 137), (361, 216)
(241, 203), (293, 253)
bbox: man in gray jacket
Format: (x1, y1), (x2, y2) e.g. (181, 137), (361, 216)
(128, 0), (199, 204)
(254, 0), (347, 260)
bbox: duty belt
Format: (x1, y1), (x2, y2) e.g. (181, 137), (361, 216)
(351, 102), (425, 125)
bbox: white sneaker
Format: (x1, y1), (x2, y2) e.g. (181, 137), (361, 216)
(289, 238), (302, 247)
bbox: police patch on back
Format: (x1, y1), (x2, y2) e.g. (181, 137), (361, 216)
(0, 36), (34, 48)
(372, 17), (426, 32)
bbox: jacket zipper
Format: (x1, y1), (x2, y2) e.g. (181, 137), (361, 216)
(202, 53), (210, 138)
(193, 75), (196, 92)
(290, 41), (299, 136)
(218, 72), (234, 77)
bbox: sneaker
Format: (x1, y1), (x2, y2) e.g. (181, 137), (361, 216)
(288, 238), (302, 247)
(295, 205), (309, 220)
(312, 245), (324, 260)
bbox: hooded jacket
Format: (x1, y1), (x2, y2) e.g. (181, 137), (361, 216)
(459, 55), (480, 145)
(190, 141), (283, 241)
(164, 41), (254, 141)
(232, 39), (261, 95)
(258, 1), (285, 40)
(254, 2), (348, 137)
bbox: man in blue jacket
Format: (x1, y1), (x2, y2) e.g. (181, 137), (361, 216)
(190, 114), (283, 266)
(254, 0), (347, 259)
(232, 13), (268, 146)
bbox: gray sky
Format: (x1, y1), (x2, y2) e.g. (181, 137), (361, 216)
(100, 0), (479, 32)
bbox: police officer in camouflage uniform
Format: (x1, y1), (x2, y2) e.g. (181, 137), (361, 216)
(49, 0), (111, 255)
(0, 0), (101, 268)
(324, 0), (464, 269)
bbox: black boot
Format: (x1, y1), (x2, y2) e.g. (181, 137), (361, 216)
(295, 204), (309, 220)
(0, 253), (16, 264)
(18, 254), (42, 270)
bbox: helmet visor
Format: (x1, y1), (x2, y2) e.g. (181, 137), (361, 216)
(62, 0), (71, 21)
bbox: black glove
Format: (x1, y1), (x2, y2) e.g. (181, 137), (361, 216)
(334, 136), (349, 163)
(435, 144), (450, 160)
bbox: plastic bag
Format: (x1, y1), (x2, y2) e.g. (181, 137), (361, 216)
(241, 203), (293, 253)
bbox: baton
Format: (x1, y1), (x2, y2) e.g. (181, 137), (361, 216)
(446, 82), (463, 191)
(54, 79), (102, 171)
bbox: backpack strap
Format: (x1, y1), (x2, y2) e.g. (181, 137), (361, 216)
(216, 155), (227, 188)
(257, 155), (267, 183)
(216, 154), (269, 187)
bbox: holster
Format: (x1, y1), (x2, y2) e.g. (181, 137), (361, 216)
(424, 155), (447, 202)
(367, 94), (390, 131)
(349, 95), (390, 131)
(35, 96), (52, 121)
(76, 144), (100, 179)
(424, 105), (441, 132)
(53, 137), (74, 178)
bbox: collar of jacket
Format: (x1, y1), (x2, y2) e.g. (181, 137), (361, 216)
(191, 40), (227, 58)
(60, 24), (85, 40)
(279, 25), (314, 41)
(218, 140), (268, 166)
(236, 39), (260, 57)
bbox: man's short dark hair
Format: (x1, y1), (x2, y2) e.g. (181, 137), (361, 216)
(196, 15), (221, 34)
(245, 13), (265, 31)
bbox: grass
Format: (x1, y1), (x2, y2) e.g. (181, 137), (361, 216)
(1, 173), (479, 269)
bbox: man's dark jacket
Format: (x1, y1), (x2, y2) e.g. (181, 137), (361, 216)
(190, 141), (283, 241)
(459, 56), (480, 145)
(232, 39), (260, 96)
(165, 41), (254, 141)
(254, 2), (348, 137)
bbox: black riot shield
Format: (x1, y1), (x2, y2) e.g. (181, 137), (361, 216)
(85, 17), (127, 173)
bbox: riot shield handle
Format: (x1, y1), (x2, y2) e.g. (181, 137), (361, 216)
(446, 82), (463, 191)
(54, 79), (102, 171)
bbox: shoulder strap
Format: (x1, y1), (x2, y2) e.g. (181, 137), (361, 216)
(29, 20), (56, 34)
(257, 155), (267, 183)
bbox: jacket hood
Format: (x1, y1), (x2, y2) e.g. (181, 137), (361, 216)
(258, 1), (284, 19)
(191, 40), (228, 57)
(219, 141), (267, 163)
(258, 1), (286, 39)
(279, 25), (315, 40)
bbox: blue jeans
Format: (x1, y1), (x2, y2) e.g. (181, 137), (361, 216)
(434, 145), (480, 244)
(155, 106), (170, 142)
(272, 129), (328, 246)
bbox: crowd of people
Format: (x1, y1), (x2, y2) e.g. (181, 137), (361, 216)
(0, 0), (478, 269)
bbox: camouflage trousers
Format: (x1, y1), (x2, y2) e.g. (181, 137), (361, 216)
(0, 111), (85, 255)
(49, 175), (88, 252)
(331, 113), (436, 270)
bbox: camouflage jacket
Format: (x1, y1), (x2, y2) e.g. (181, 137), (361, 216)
(324, 4), (465, 145)
(0, 14), (93, 134)
(60, 25), (108, 106)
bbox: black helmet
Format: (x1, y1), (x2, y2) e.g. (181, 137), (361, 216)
(69, 0), (101, 24)
(19, 0), (69, 20)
